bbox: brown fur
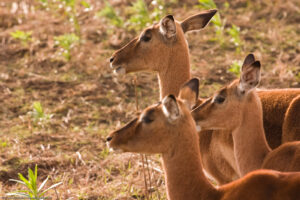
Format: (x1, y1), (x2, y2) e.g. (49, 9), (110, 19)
(107, 93), (300, 200)
(110, 12), (300, 184)
(110, 10), (217, 99)
(192, 62), (300, 177)
(282, 95), (300, 143)
(258, 90), (300, 148)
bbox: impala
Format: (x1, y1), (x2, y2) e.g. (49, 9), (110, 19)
(107, 79), (300, 200)
(109, 11), (300, 184)
(192, 55), (300, 176)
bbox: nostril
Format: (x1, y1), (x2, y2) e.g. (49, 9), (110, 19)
(106, 136), (113, 142)
(109, 57), (114, 63)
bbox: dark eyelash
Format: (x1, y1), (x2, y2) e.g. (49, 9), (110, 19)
(141, 35), (151, 42)
(143, 116), (153, 123)
(214, 96), (225, 104)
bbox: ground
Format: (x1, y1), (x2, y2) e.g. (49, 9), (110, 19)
(0, 0), (299, 199)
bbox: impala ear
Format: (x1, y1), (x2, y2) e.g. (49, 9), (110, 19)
(242, 53), (255, 68)
(160, 15), (176, 39)
(181, 9), (217, 33)
(239, 61), (261, 93)
(162, 95), (180, 122)
(179, 78), (199, 110)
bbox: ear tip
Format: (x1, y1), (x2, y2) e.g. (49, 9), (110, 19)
(165, 15), (174, 21)
(182, 78), (199, 89)
(210, 9), (218, 14)
(190, 78), (200, 88)
(252, 61), (261, 68)
(246, 53), (255, 60)
(168, 94), (176, 101)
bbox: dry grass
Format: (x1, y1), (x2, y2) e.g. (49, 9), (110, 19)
(0, 0), (299, 199)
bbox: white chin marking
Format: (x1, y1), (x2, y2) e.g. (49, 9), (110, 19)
(109, 148), (124, 153)
(107, 144), (124, 153)
(109, 147), (114, 152)
(114, 67), (126, 75)
(196, 125), (202, 132)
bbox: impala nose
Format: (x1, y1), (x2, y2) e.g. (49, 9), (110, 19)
(106, 136), (113, 142)
(109, 57), (114, 63)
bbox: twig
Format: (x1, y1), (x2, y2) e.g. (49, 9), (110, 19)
(50, 176), (60, 200)
(133, 76), (150, 199)
(145, 155), (152, 199)
(141, 154), (149, 199)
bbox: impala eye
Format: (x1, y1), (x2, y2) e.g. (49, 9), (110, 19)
(140, 30), (152, 42)
(213, 96), (225, 104)
(141, 34), (151, 42)
(142, 116), (153, 123)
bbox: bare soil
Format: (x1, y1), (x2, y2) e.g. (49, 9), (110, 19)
(0, 0), (299, 199)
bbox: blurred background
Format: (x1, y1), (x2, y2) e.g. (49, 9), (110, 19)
(0, 0), (299, 199)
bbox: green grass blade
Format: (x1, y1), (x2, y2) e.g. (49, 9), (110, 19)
(18, 173), (30, 187)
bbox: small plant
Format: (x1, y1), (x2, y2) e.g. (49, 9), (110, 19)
(127, 0), (152, 31)
(98, 0), (124, 28)
(7, 165), (62, 198)
(59, 0), (81, 36)
(197, 0), (225, 45)
(99, 0), (166, 34)
(197, 0), (243, 52)
(227, 24), (242, 53)
(28, 101), (53, 127)
(228, 60), (242, 76)
(10, 30), (32, 46)
(37, 0), (48, 8)
(150, 0), (166, 22)
(128, 0), (166, 32)
(54, 33), (79, 61)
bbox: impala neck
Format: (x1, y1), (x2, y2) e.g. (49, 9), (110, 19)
(232, 92), (271, 176)
(158, 37), (191, 100)
(162, 120), (218, 200)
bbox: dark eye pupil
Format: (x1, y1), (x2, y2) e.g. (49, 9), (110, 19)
(215, 96), (225, 104)
(143, 116), (153, 123)
(141, 35), (151, 42)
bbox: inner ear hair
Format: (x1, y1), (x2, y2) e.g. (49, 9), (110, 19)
(160, 15), (176, 39)
(179, 78), (199, 110)
(162, 95), (180, 122)
(240, 61), (261, 92)
(181, 9), (217, 33)
(242, 53), (255, 69)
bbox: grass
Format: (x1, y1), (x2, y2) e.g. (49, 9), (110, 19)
(0, 0), (299, 198)
(197, 0), (243, 52)
(7, 165), (62, 198)
(99, 0), (167, 33)
(10, 30), (32, 47)
(28, 101), (53, 128)
(228, 60), (243, 77)
(54, 33), (80, 61)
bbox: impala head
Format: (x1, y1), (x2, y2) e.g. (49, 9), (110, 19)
(110, 10), (217, 74)
(106, 78), (199, 154)
(192, 54), (261, 130)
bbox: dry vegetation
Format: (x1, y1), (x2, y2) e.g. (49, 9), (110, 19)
(0, 0), (299, 199)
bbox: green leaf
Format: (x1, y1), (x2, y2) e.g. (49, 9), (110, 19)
(18, 173), (30, 187)
(80, 0), (90, 8)
(35, 165), (38, 185)
(28, 167), (37, 193)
